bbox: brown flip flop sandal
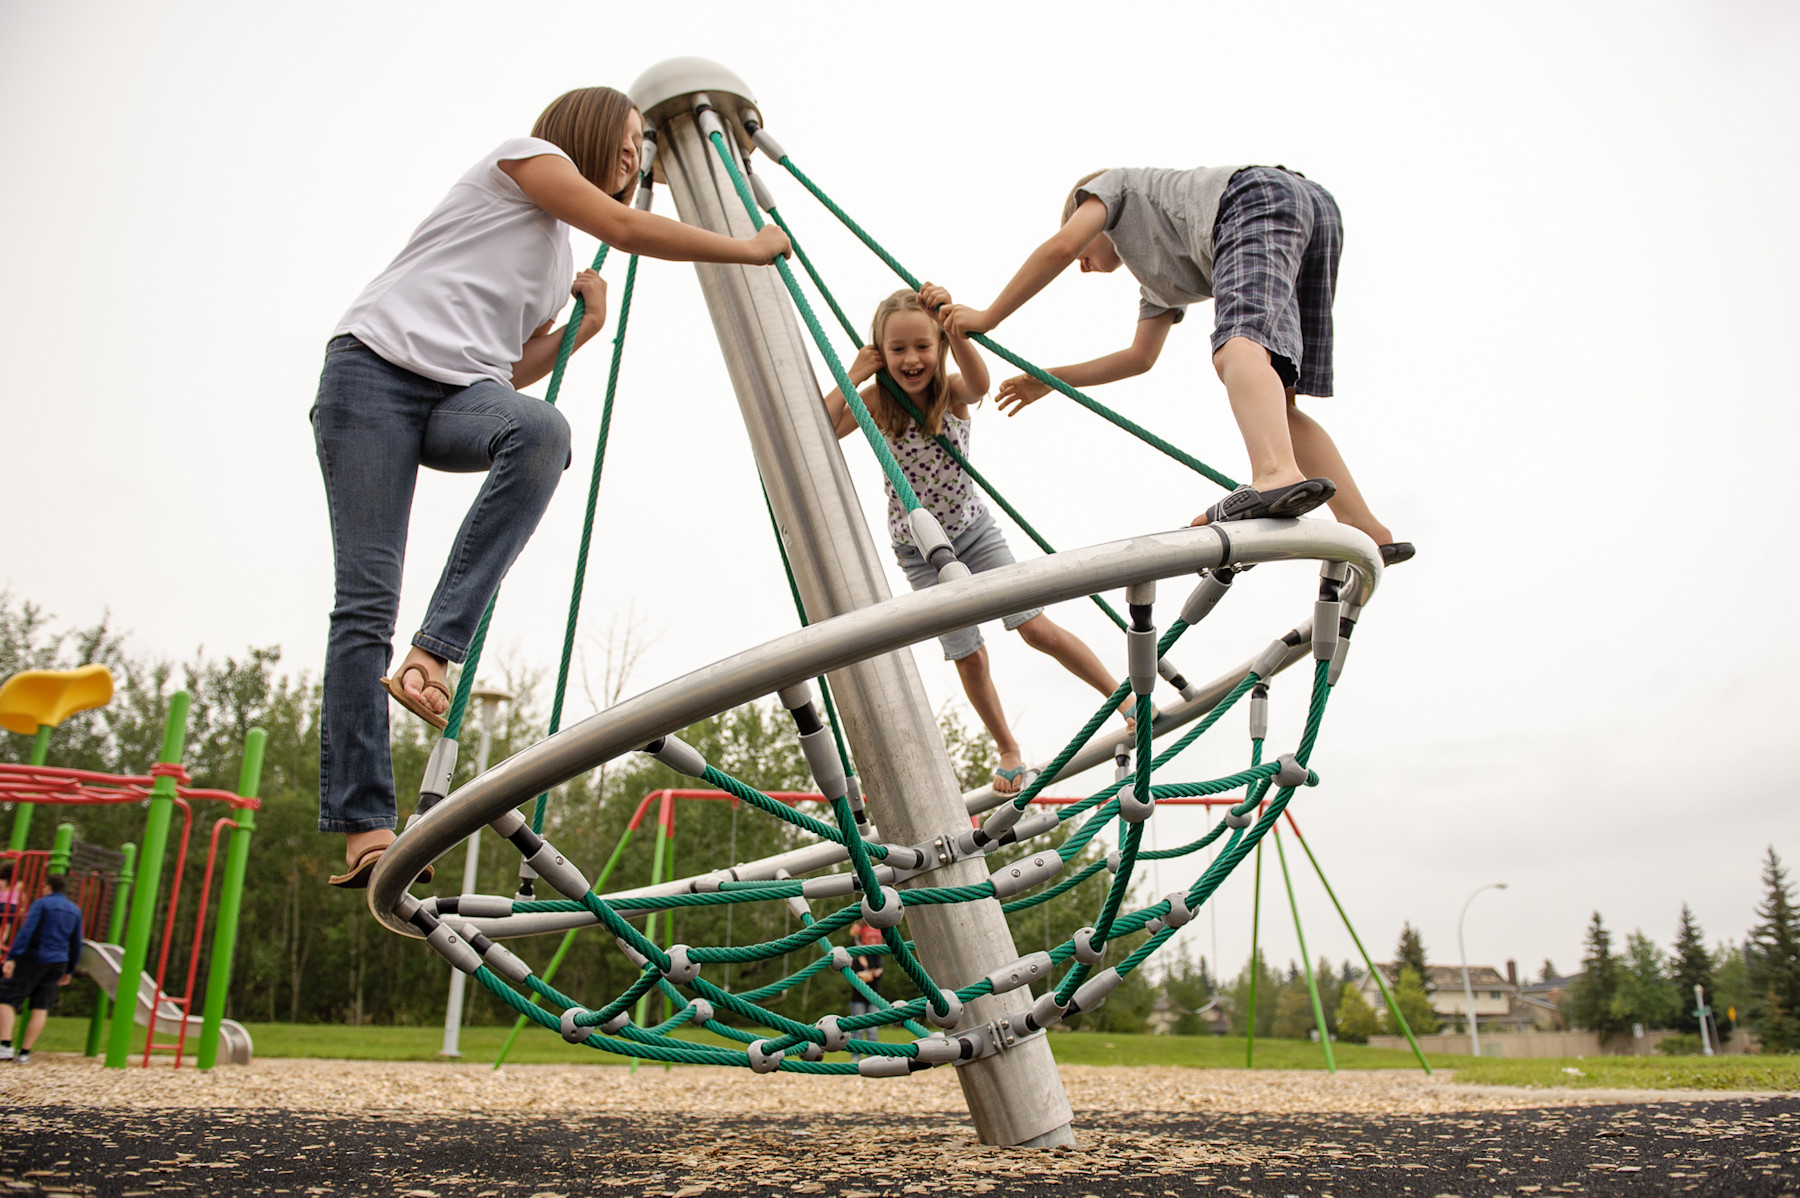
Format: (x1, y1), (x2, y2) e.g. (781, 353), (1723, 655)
(327, 846), (435, 890)
(379, 663), (451, 730)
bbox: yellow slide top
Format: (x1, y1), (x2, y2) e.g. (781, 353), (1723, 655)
(0, 664), (115, 735)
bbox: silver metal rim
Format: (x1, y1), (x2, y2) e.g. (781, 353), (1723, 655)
(369, 517), (1379, 936)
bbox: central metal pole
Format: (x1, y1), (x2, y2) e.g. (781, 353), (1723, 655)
(633, 58), (1074, 1148)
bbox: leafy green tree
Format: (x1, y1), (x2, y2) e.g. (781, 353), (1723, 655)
(1746, 847), (1800, 1052)
(1163, 954), (1216, 1035)
(1540, 959), (1559, 982)
(1395, 922), (1429, 987)
(1335, 982), (1381, 1043)
(1611, 930), (1678, 1030)
(1669, 904), (1714, 1035)
(937, 704), (999, 793)
(1567, 911), (1630, 1036)
(1387, 966), (1440, 1035)
(1712, 941), (1748, 1038)
(1271, 985), (1318, 1040)
(1227, 950), (1280, 1037)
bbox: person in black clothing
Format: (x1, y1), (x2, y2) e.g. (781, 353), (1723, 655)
(1, 873), (85, 1063)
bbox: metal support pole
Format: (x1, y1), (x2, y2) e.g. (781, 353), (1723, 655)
(442, 689), (510, 1057)
(1458, 881), (1506, 1058)
(107, 692), (189, 1067)
(198, 729), (264, 1070)
(1694, 984), (1714, 1057)
(1272, 829), (1334, 1071)
(7, 726), (52, 851)
(47, 822), (74, 874)
(633, 58), (1073, 1147)
(86, 843), (136, 1057)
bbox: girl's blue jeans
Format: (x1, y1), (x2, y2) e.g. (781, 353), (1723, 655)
(310, 335), (570, 833)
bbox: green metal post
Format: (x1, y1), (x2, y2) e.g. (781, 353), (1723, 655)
(197, 728), (264, 1070)
(7, 725), (53, 851)
(106, 692), (189, 1068)
(85, 843), (136, 1057)
(1284, 813), (1432, 1073)
(1273, 828), (1335, 1072)
(48, 822), (75, 874)
(1246, 839), (1263, 1068)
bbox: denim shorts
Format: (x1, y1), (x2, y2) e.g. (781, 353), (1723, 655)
(1210, 167), (1343, 397)
(893, 511), (1043, 661)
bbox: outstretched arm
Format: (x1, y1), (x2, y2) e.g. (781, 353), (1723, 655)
(943, 198), (1109, 339)
(821, 343), (884, 439)
(994, 312), (1176, 416)
(501, 154), (789, 265)
(512, 269), (607, 389)
(920, 282), (989, 402)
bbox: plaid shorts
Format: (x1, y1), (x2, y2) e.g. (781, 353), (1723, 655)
(1210, 167), (1343, 397)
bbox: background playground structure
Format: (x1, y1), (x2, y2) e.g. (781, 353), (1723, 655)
(0, 667), (265, 1069)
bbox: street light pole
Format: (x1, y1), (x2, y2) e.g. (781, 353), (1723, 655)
(440, 686), (513, 1057)
(1458, 882), (1507, 1058)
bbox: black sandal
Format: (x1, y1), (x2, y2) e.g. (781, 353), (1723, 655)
(1380, 542), (1416, 566)
(1203, 478), (1337, 525)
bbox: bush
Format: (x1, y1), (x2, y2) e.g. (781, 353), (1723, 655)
(1657, 1032), (1702, 1056)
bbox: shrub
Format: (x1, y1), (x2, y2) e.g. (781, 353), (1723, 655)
(1657, 1032), (1702, 1056)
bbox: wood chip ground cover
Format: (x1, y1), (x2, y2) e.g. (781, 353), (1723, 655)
(2, 1056), (1795, 1196)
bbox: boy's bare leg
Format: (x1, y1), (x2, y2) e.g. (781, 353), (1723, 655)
(953, 646), (1026, 791)
(1285, 397), (1394, 545)
(0, 1002), (15, 1044)
(22, 1006), (47, 1050)
(1212, 337), (1305, 497)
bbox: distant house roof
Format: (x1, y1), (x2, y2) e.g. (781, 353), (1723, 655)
(1520, 971), (1583, 995)
(1368, 962), (1513, 990)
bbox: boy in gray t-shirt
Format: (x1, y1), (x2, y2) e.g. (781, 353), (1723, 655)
(945, 166), (1408, 563)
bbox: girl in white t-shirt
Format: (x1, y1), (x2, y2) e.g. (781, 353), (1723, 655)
(821, 287), (1129, 797)
(316, 86), (790, 888)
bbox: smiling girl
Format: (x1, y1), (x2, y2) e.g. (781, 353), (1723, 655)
(822, 287), (1125, 795)
(314, 85), (789, 887)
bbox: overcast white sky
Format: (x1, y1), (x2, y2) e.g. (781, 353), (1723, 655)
(4, 1), (1797, 992)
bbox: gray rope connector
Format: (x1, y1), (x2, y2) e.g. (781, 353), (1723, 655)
(995, 810), (1058, 848)
(1249, 682), (1269, 741)
(1249, 635), (1292, 681)
(984, 951), (1054, 995)
(857, 1055), (913, 1077)
(862, 885), (905, 928)
(1179, 568), (1235, 626)
(988, 851), (1063, 899)
(743, 118), (788, 162)
(1069, 967), (1124, 1015)
(748, 165), (777, 213)
(488, 807), (592, 900)
(475, 934), (532, 984)
(1274, 753), (1314, 788)
(844, 773), (870, 832)
(1157, 656), (1201, 703)
(413, 737), (460, 817)
(1118, 784), (1155, 824)
(1025, 989), (1069, 1033)
(685, 999), (715, 1026)
(913, 1034), (962, 1064)
(642, 734), (708, 779)
(694, 101), (725, 142)
(1126, 580), (1158, 696)
(779, 683), (850, 805)
(1146, 892), (1195, 935)
(1106, 849), (1122, 873)
(436, 894), (513, 919)
(924, 992), (963, 1029)
(614, 936), (649, 970)
(906, 509), (969, 582)
(829, 946), (854, 971)
(424, 917), (482, 975)
(799, 1041), (825, 1062)
(600, 1009), (631, 1035)
(1329, 600), (1360, 686)
(661, 944), (699, 986)
(1072, 926), (1105, 965)
(746, 1039), (785, 1073)
(1224, 805), (1255, 829)
(816, 1014), (849, 1051)
(559, 1007), (592, 1044)
(1112, 743), (1132, 784)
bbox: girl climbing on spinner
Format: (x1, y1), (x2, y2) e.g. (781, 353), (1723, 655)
(314, 86), (790, 888)
(821, 287), (1129, 796)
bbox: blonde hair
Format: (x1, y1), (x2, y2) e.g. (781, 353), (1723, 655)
(1063, 170), (1110, 224)
(867, 290), (954, 439)
(531, 87), (639, 204)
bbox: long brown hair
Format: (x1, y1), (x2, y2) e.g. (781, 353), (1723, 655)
(531, 87), (639, 204)
(867, 290), (954, 438)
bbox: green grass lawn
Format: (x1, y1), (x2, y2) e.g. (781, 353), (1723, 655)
(28, 1017), (1793, 1090)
